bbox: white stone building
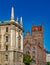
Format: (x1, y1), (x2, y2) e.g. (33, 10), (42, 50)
(0, 6), (23, 65)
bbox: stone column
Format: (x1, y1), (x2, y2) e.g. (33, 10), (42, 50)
(21, 33), (23, 52)
(9, 52), (14, 65)
(16, 31), (18, 50)
(10, 25), (16, 50)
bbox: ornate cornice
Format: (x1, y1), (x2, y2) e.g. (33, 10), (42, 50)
(0, 21), (24, 32)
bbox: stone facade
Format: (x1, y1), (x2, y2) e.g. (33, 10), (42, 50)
(0, 7), (23, 65)
(23, 24), (46, 65)
(46, 51), (50, 62)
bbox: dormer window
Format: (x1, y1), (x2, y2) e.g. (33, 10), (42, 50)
(6, 27), (8, 32)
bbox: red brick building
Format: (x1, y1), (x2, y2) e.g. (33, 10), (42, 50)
(23, 24), (46, 65)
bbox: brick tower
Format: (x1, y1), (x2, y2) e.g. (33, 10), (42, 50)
(23, 24), (46, 65)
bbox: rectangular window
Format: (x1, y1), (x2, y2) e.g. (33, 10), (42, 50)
(6, 27), (8, 32)
(32, 60), (36, 64)
(6, 36), (8, 42)
(6, 45), (8, 50)
(32, 51), (35, 54)
(5, 64), (7, 65)
(0, 44), (1, 49)
(26, 51), (30, 54)
(0, 36), (1, 43)
(32, 47), (35, 50)
(5, 55), (8, 61)
(18, 44), (21, 50)
(32, 56), (35, 58)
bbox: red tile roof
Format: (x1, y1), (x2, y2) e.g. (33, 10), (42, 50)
(32, 26), (42, 31)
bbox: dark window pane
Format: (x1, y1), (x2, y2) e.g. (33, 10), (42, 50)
(32, 60), (36, 64)
(32, 51), (35, 54)
(6, 45), (8, 50)
(5, 55), (8, 61)
(6, 36), (8, 42)
(26, 51), (30, 54)
(5, 64), (7, 65)
(26, 47), (30, 51)
(32, 56), (35, 58)
(32, 47), (35, 50)
(6, 27), (8, 32)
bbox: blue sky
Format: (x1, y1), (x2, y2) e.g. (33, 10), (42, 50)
(0, 0), (50, 51)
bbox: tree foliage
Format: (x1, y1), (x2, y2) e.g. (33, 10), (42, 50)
(47, 62), (50, 65)
(23, 54), (32, 65)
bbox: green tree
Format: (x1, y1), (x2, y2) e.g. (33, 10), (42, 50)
(47, 62), (50, 65)
(23, 54), (32, 65)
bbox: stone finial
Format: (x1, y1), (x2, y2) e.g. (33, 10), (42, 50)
(16, 17), (18, 22)
(20, 17), (23, 26)
(11, 6), (14, 20)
